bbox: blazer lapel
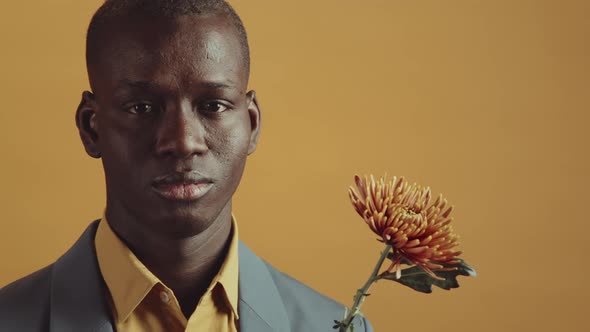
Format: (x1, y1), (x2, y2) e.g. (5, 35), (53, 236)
(50, 220), (113, 332)
(49, 222), (291, 332)
(238, 241), (290, 332)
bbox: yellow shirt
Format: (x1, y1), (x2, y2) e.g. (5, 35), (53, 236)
(94, 216), (239, 332)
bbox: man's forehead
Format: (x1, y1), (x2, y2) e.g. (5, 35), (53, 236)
(89, 13), (247, 91)
(99, 13), (238, 52)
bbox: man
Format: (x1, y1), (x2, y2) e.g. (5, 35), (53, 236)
(0, 0), (373, 331)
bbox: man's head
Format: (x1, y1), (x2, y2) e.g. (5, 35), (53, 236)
(76, 0), (261, 238)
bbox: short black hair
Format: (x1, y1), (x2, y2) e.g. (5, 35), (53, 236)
(86, 0), (250, 77)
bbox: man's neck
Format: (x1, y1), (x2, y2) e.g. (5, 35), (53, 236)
(105, 205), (234, 317)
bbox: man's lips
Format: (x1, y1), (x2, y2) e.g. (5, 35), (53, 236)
(151, 172), (213, 201)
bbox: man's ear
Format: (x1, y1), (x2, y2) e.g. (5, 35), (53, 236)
(246, 90), (261, 155)
(75, 91), (101, 158)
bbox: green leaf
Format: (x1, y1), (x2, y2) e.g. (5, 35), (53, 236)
(387, 252), (414, 266)
(333, 320), (343, 329)
(378, 259), (477, 293)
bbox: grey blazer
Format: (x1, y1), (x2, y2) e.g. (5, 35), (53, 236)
(0, 221), (373, 332)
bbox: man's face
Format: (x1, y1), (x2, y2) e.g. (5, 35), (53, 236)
(79, 14), (260, 237)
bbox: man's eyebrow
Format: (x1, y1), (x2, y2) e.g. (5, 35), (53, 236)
(116, 79), (236, 90)
(197, 81), (236, 89)
(116, 79), (159, 90)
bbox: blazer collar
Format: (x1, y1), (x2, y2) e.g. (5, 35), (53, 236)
(238, 241), (290, 332)
(49, 221), (290, 332)
(50, 220), (113, 332)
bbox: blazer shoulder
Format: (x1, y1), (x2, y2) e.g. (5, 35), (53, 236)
(264, 261), (342, 309)
(0, 265), (53, 331)
(261, 260), (374, 331)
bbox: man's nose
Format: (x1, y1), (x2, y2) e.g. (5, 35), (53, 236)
(154, 101), (208, 158)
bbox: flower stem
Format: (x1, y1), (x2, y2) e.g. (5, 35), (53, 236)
(339, 244), (392, 332)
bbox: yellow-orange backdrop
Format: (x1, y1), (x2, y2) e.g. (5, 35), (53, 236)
(1, 1), (588, 331)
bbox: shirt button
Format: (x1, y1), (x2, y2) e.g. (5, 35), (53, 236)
(160, 291), (170, 304)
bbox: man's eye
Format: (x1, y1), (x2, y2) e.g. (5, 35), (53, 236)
(128, 103), (153, 114)
(201, 102), (229, 113)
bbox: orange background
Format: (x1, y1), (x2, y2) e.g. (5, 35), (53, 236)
(1, 1), (588, 331)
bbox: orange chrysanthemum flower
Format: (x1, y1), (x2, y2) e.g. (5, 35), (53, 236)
(348, 175), (462, 279)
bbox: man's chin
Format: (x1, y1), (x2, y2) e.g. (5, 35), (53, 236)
(144, 211), (214, 238)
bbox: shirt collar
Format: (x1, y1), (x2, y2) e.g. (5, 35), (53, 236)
(94, 213), (240, 323)
(214, 216), (240, 318)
